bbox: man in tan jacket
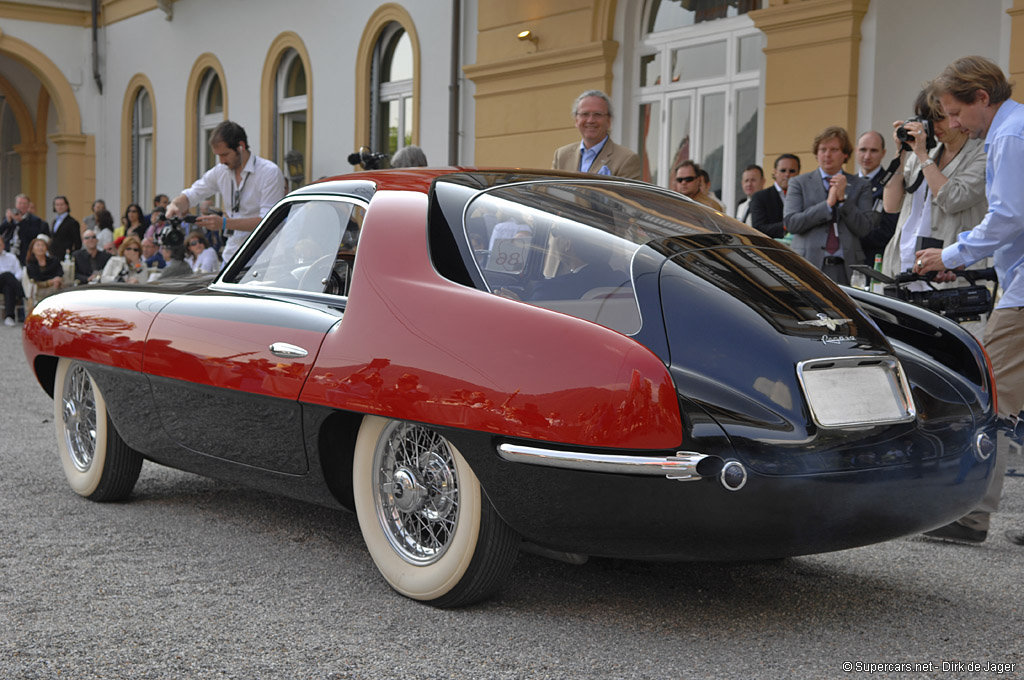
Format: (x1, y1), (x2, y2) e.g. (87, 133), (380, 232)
(552, 90), (641, 180)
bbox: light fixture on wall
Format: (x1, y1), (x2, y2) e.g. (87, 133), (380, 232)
(516, 30), (538, 46)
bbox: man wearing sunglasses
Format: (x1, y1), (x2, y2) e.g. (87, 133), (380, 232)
(72, 230), (111, 284)
(672, 160), (721, 211)
(165, 120), (285, 266)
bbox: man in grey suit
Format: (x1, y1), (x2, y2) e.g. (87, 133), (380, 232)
(552, 90), (642, 180)
(783, 126), (878, 284)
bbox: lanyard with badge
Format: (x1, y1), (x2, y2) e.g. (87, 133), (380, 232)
(231, 158), (254, 218)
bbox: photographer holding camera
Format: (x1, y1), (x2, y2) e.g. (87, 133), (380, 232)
(165, 121), (284, 266)
(880, 83), (987, 291)
(914, 56), (1024, 546)
(1, 194), (48, 266)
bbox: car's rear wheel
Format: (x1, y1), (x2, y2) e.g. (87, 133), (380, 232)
(353, 416), (519, 607)
(54, 358), (143, 501)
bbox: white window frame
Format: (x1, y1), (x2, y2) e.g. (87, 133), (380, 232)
(197, 69), (223, 179)
(132, 89), (153, 209)
(634, 6), (763, 214)
(275, 48), (307, 185)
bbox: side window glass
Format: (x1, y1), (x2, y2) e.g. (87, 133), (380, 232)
(223, 199), (363, 296)
(465, 192), (642, 335)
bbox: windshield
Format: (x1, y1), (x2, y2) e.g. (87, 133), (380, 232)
(464, 181), (729, 335)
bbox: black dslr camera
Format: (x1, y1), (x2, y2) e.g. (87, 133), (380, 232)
(347, 146), (391, 170)
(896, 116), (936, 152)
(157, 214), (196, 248)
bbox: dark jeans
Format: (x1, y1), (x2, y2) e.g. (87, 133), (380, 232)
(0, 270), (24, 319)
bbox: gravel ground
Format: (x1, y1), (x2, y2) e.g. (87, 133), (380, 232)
(2, 323), (1022, 679)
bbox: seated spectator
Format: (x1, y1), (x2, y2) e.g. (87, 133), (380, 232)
(159, 243), (192, 279)
(141, 237), (166, 269)
(120, 203), (146, 240)
(185, 230), (220, 273)
(82, 199), (106, 232)
(100, 235), (151, 283)
(390, 145), (428, 168)
(73, 230), (112, 284)
(25, 237), (64, 305)
(0, 234), (25, 325)
(94, 208), (115, 251)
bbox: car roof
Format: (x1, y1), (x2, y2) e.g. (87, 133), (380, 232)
(290, 168), (649, 198)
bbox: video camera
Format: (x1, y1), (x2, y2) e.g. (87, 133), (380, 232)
(347, 146), (390, 171)
(157, 214), (196, 248)
(854, 264), (997, 323)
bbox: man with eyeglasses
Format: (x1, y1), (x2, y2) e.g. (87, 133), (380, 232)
(749, 154), (801, 239)
(165, 120), (285, 266)
(552, 90), (641, 180)
(72, 229), (111, 284)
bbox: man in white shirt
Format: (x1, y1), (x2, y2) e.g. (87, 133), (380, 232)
(165, 121), (285, 265)
(734, 165), (764, 225)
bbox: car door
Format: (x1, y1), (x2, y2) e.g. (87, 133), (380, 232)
(143, 196), (366, 473)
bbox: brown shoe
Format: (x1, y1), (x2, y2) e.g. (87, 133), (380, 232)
(923, 521), (987, 544)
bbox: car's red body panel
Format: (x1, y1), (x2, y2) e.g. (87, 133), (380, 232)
(300, 191), (684, 450)
(23, 289), (162, 374)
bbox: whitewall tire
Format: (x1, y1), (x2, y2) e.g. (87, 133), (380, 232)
(353, 416), (518, 607)
(53, 358), (143, 501)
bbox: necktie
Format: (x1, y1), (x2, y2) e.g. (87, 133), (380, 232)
(823, 175), (839, 254)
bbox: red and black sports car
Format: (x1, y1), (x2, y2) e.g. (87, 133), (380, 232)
(23, 169), (997, 607)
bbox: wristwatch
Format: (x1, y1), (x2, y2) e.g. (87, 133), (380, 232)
(920, 158), (935, 169)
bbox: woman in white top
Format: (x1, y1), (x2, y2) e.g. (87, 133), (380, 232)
(881, 83), (987, 280)
(185, 230), (220, 273)
(100, 235), (151, 284)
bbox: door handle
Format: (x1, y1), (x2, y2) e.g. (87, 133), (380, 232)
(269, 342), (308, 358)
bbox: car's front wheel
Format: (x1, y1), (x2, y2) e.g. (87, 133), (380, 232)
(53, 358), (143, 501)
(353, 416), (519, 607)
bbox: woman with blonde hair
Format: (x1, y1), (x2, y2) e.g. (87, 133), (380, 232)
(100, 235), (151, 283)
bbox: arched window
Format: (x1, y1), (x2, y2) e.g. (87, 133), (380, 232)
(276, 48), (307, 190)
(131, 88), (154, 208)
(371, 23), (414, 156)
(197, 68), (224, 177)
(635, 0), (763, 213)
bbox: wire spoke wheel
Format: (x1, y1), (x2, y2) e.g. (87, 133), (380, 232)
(353, 416), (519, 607)
(53, 359), (143, 501)
(374, 421), (460, 564)
(62, 363), (98, 473)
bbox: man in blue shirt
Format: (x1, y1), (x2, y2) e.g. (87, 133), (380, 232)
(915, 56), (1024, 546)
(552, 90), (641, 180)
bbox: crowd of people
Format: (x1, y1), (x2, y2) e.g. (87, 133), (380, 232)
(0, 190), (231, 324)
